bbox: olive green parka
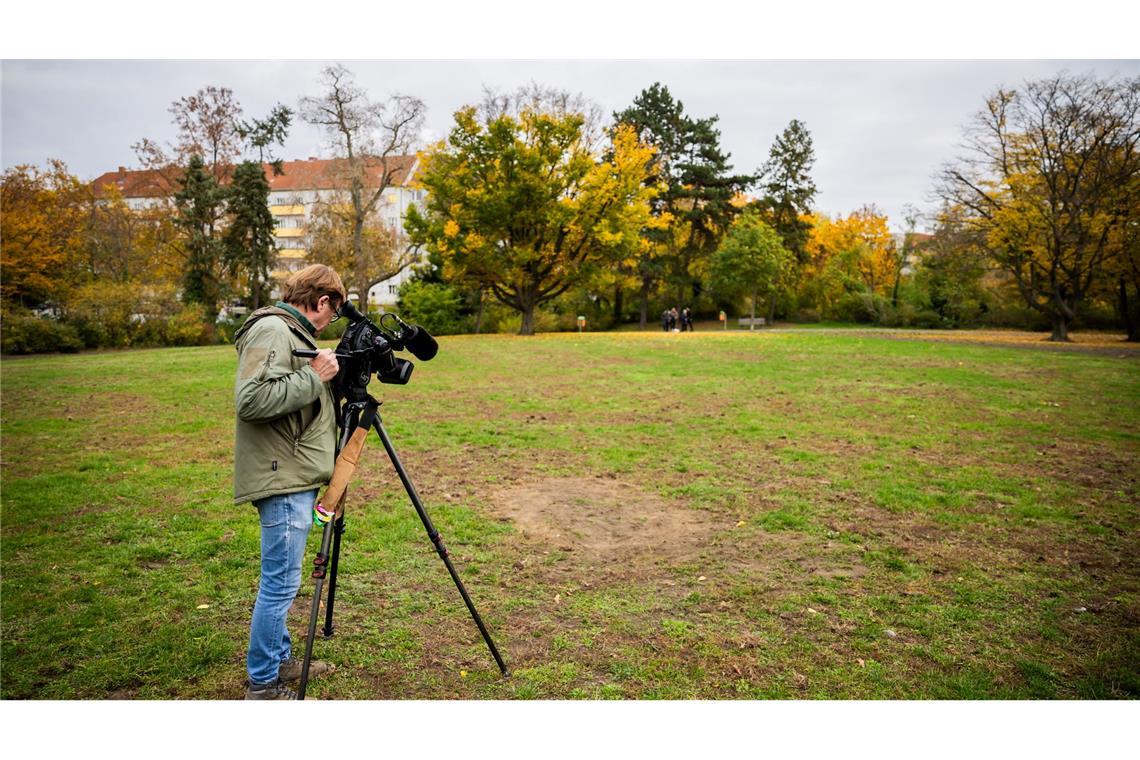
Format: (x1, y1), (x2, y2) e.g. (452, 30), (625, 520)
(232, 306), (337, 505)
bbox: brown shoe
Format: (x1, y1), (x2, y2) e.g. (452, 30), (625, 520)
(278, 657), (336, 683)
(245, 679), (296, 700)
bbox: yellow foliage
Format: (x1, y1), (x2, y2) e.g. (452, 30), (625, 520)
(803, 205), (896, 299)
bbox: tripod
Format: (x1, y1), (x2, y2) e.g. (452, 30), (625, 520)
(296, 391), (509, 699)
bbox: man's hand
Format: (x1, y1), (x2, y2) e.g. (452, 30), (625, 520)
(309, 349), (340, 382)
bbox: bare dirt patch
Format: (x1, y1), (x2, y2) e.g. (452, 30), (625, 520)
(492, 476), (728, 566)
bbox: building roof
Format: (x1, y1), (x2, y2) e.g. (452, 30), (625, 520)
(90, 155), (419, 199)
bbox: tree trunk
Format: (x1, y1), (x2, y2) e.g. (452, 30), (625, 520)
(639, 279), (650, 329)
(767, 293), (776, 326)
(519, 306), (536, 336)
(474, 287), (485, 335)
(1119, 276), (1139, 342)
(1048, 314), (1071, 342)
(613, 284), (624, 324)
(750, 288), (758, 331)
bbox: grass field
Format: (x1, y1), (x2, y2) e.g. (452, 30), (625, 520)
(1, 329), (1137, 699)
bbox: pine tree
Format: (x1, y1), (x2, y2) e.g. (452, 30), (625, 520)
(614, 83), (754, 324)
(173, 154), (226, 315)
(223, 161), (276, 310)
(756, 119), (817, 264)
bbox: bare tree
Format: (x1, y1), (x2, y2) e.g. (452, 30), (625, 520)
(132, 86), (245, 186)
(299, 64), (425, 307)
(479, 82), (605, 151)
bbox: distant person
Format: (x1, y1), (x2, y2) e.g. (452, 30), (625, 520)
(661, 308), (671, 332)
(669, 307), (679, 332)
(233, 264), (346, 700)
(682, 307), (694, 332)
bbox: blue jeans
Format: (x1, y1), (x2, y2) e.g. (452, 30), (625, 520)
(247, 489), (316, 685)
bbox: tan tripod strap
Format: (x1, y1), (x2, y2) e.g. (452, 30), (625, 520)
(322, 425), (368, 518)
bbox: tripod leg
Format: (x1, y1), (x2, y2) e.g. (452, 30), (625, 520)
(298, 516), (334, 699)
(322, 515), (346, 637)
(372, 417), (509, 675)
(297, 405), (363, 700)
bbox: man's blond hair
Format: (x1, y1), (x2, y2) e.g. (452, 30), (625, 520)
(281, 264), (347, 311)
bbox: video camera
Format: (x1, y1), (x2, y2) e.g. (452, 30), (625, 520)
(293, 300), (437, 402)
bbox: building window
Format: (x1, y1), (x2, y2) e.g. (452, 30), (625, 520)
(274, 216), (304, 229)
(389, 284), (398, 294)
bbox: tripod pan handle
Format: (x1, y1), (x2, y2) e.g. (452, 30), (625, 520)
(292, 349), (319, 358)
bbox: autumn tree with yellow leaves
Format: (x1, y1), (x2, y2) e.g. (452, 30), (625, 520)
(939, 73), (1140, 341)
(798, 205), (897, 315)
(1, 161), (89, 309)
(406, 103), (659, 335)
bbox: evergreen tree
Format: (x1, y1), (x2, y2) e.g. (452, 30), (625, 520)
(223, 161), (276, 310)
(615, 83), (755, 324)
(755, 119), (817, 264)
(173, 154), (226, 315)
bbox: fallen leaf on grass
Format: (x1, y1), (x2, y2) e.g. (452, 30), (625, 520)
(554, 593), (561, 604)
(196, 604), (210, 610)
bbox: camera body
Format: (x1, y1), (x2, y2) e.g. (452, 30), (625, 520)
(335, 316), (415, 396)
(292, 300), (436, 404)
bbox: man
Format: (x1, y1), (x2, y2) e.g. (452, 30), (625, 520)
(233, 264), (346, 700)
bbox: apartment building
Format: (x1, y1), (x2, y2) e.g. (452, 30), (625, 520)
(90, 155), (425, 309)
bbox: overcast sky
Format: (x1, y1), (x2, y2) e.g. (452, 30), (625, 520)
(2, 59), (1136, 232)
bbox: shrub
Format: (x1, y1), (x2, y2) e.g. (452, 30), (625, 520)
(1, 307), (84, 354)
(396, 281), (470, 335)
(164, 304), (214, 346)
(834, 292), (892, 324)
(911, 309), (945, 329)
(980, 303), (1050, 330)
(794, 308), (822, 323)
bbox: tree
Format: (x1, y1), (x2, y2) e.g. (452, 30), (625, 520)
(223, 161), (276, 310)
(710, 209), (794, 328)
(890, 204), (921, 307)
(80, 183), (179, 287)
(1109, 205), (1140, 340)
(173, 154), (227, 315)
(0, 161), (88, 309)
(237, 104), (293, 173)
(133, 86), (245, 183)
(799, 206), (896, 315)
(300, 64), (425, 307)
(614, 83), (755, 325)
(406, 106), (658, 335)
(224, 105), (292, 310)
(917, 203), (991, 327)
(755, 119), (817, 263)
(939, 73), (1140, 341)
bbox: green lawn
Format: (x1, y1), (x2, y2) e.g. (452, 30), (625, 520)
(1, 330), (1137, 699)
